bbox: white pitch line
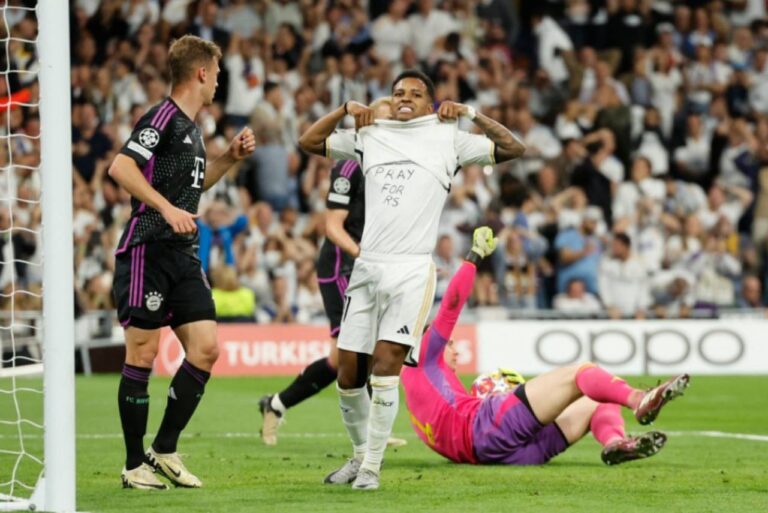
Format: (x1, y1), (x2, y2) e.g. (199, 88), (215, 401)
(0, 430), (766, 442)
(666, 430), (768, 443)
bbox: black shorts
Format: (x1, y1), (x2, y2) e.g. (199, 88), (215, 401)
(113, 242), (216, 330)
(317, 241), (355, 337)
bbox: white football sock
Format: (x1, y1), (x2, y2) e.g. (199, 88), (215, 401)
(337, 383), (370, 461)
(270, 394), (287, 415)
(361, 375), (400, 474)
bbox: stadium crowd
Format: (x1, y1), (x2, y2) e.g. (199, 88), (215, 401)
(6, 0), (768, 321)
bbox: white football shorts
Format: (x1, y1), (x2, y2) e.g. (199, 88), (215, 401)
(337, 251), (436, 363)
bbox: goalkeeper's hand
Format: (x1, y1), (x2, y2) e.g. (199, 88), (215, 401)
(498, 367), (526, 386)
(471, 226), (498, 258)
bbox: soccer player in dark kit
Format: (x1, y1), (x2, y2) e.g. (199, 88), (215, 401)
(109, 35), (256, 490)
(258, 98), (408, 448)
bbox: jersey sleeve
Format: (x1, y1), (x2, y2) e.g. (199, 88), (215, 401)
(326, 160), (361, 210)
(119, 107), (172, 167)
(455, 130), (495, 167)
(325, 129), (359, 161)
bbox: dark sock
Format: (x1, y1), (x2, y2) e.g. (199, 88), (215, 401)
(152, 360), (210, 454)
(118, 364), (151, 470)
(278, 357), (337, 409)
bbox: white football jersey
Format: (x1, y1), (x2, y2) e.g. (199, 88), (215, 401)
(326, 114), (495, 255)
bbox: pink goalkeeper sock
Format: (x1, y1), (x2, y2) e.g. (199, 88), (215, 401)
(590, 403), (626, 447)
(575, 364), (639, 408)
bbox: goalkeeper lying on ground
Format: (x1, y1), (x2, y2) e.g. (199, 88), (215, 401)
(401, 227), (690, 466)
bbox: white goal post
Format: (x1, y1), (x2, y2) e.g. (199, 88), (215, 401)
(1, 0), (75, 511)
(39, 0), (75, 510)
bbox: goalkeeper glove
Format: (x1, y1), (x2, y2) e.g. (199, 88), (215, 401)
(498, 367), (526, 386)
(470, 226), (498, 259)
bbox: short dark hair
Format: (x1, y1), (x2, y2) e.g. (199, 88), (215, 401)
(263, 81), (280, 96)
(391, 69), (435, 100)
(614, 232), (631, 248)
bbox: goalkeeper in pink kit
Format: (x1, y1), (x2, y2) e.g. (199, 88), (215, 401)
(402, 227), (690, 466)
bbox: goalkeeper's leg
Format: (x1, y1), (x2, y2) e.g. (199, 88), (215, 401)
(523, 362), (688, 426)
(556, 398), (667, 465)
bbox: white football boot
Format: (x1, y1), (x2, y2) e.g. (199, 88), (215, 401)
(323, 458), (361, 484)
(121, 463), (168, 490)
(146, 447), (202, 488)
(351, 468), (380, 490)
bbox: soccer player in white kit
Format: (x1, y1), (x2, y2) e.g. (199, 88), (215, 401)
(298, 70), (526, 490)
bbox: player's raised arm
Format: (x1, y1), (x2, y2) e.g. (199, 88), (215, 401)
(438, 101), (526, 163)
(431, 227), (498, 340)
(203, 126), (256, 190)
(298, 101), (373, 156)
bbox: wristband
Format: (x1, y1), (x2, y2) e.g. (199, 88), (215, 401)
(465, 249), (482, 265)
(462, 106), (477, 121)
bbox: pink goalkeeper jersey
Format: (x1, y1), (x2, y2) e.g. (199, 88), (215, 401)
(401, 262), (481, 463)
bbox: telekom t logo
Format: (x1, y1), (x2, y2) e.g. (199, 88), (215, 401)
(191, 157), (205, 189)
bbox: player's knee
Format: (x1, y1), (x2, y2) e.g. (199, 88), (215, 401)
(371, 352), (404, 377)
(336, 367), (363, 389)
(126, 345), (158, 368)
(371, 342), (407, 376)
(199, 340), (220, 365)
(571, 361), (595, 382)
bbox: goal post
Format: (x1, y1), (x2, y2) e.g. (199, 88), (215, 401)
(39, 0), (75, 510)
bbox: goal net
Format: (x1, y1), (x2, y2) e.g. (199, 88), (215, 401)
(0, 0), (75, 511)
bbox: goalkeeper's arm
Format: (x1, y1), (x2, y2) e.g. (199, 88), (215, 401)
(431, 227), (497, 340)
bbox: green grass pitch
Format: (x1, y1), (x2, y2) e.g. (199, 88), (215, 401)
(2, 375), (768, 512)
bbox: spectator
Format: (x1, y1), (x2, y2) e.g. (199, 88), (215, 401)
(598, 233), (650, 319)
(239, 123), (292, 211)
(295, 258), (324, 323)
(263, 0), (303, 36)
(502, 231), (536, 309)
(688, 233), (742, 306)
(327, 51), (367, 108)
(190, 1), (230, 48)
(72, 103), (113, 184)
(197, 201), (248, 273)
(371, 0), (411, 64)
(737, 274), (764, 309)
(218, 0), (261, 38)
(553, 278), (602, 316)
(434, 234), (460, 302)
(650, 271), (695, 318)
(673, 113), (712, 184)
(570, 136), (613, 224)
(251, 81), (296, 150)
(224, 34), (265, 129)
(532, 10), (573, 86)
(211, 265), (256, 322)
(612, 156), (665, 222)
(554, 207), (602, 294)
(698, 182), (753, 231)
(408, 0), (457, 61)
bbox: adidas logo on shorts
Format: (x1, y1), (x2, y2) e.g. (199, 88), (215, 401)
(397, 325), (410, 335)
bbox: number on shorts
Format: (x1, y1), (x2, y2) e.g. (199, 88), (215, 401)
(342, 295), (352, 322)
